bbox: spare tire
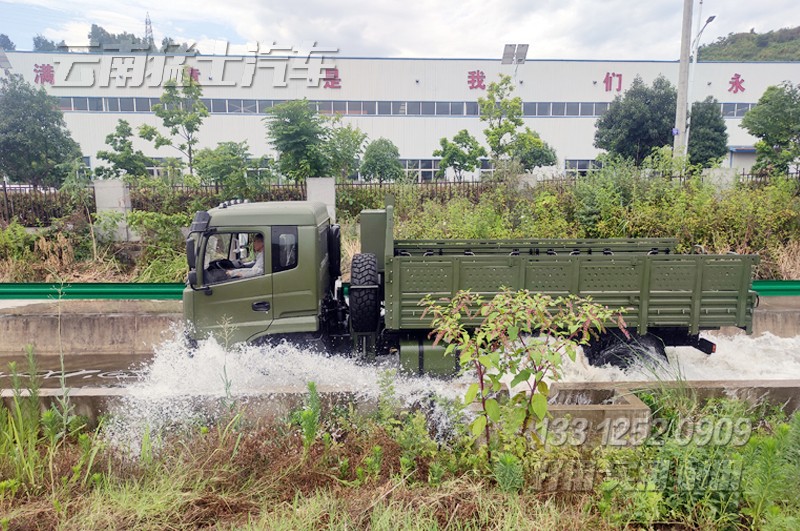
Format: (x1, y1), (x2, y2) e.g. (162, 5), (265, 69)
(350, 253), (379, 332)
(328, 224), (342, 279)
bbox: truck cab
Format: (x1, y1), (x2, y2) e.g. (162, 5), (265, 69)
(183, 201), (339, 345)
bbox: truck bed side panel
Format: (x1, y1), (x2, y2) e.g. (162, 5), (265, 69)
(385, 255), (758, 334)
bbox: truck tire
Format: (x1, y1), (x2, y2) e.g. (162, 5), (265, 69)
(583, 330), (667, 368)
(350, 253), (379, 332)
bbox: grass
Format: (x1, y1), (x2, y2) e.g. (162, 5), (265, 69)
(2, 351), (800, 529)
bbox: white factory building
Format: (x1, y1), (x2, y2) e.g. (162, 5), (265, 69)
(2, 49), (799, 180)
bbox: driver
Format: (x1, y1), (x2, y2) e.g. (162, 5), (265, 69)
(227, 233), (264, 279)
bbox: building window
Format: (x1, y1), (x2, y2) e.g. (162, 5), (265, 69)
(566, 102), (580, 116)
(406, 101), (421, 115)
(134, 98), (150, 112)
(105, 97), (119, 112)
(579, 102), (594, 116)
(242, 99), (257, 113)
(565, 159), (600, 176)
(735, 103), (750, 117)
(392, 101), (406, 115)
(332, 101), (346, 114)
(58, 97), (72, 111)
(451, 102), (464, 115)
(119, 98), (134, 112)
(465, 102), (479, 115)
(536, 102), (551, 116)
(595, 102), (609, 115)
(347, 101), (362, 114)
(72, 97), (88, 111)
(362, 101), (377, 115)
(211, 99), (227, 113)
(722, 103), (736, 117)
(552, 102), (566, 116)
(421, 101), (435, 115)
(228, 99), (243, 112)
(523, 102), (536, 116)
(435, 102), (449, 115)
(378, 101), (392, 115)
(257, 100), (272, 113)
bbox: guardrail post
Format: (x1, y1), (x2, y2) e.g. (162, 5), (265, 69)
(93, 179), (132, 242)
(307, 177), (336, 223)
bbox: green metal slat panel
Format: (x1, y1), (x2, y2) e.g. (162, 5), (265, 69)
(0, 283), (185, 300)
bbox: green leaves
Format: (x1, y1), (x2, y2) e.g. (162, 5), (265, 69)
(422, 288), (623, 460)
(471, 415), (487, 437)
(464, 383), (480, 405)
(530, 393), (547, 421)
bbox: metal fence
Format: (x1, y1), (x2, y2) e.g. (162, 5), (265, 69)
(1, 183), (95, 226)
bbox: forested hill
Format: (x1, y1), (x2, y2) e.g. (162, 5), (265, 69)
(698, 26), (800, 61)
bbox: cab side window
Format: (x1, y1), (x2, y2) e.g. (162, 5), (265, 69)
(272, 226), (298, 273)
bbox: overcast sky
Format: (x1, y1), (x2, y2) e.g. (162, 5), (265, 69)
(2, 0), (798, 60)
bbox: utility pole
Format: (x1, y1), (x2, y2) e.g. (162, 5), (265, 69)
(673, 0), (694, 156)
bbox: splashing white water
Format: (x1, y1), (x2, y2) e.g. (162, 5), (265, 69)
(102, 330), (800, 454)
(561, 333), (800, 382)
(102, 333), (471, 453)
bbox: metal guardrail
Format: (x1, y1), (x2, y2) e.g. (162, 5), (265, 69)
(0, 280), (798, 301)
(751, 280), (800, 297)
(0, 283), (185, 300)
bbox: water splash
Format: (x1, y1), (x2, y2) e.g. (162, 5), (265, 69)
(102, 330), (800, 454)
(102, 332), (471, 454)
(561, 333), (800, 382)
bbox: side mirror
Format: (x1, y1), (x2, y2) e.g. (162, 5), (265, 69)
(236, 233), (249, 259)
(186, 237), (197, 270)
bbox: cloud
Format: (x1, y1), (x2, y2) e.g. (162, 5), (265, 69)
(5, 0), (800, 59)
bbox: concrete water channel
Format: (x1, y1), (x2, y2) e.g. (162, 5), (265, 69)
(1, 295), (800, 435)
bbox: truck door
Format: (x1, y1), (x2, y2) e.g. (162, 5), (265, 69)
(193, 230), (273, 345)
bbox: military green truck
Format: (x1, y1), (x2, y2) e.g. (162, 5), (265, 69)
(183, 200), (759, 374)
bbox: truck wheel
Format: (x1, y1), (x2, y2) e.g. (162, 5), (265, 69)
(350, 253), (379, 332)
(583, 331), (667, 368)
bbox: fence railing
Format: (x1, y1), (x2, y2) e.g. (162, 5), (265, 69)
(129, 183), (307, 214)
(1, 183), (95, 226)
(2, 171), (797, 228)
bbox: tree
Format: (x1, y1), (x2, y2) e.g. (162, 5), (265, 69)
(32, 34), (62, 51)
(95, 120), (153, 180)
(0, 34), (15, 50)
(509, 127), (558, 171)
(360, 138), (403, 183)
(478, 74), (524, 160)
(139, 75), (208, 176)
(265, 99), (329, 181)
(0, 74), (81, 188)
(594, 75), (677, 165)
(194, 141), (253, 198)
(433, 129), (486, 181)
(324, 122), (367, 181)
(687, 97), (728, 168)
(740, 82), (800, 173)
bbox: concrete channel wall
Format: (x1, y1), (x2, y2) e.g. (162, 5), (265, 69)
(1, 297), (798, 358)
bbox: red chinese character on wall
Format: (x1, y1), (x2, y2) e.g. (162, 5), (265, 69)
(603, 72), (622, 92)
(323, 68), (341, 89)
(188, 67), (201, 83)
(728, 73), (745, 94)
(467, 70), (486, 90)
(34, 64), (55, 85)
